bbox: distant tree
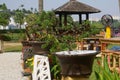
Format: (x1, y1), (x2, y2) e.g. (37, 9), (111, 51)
(20, 4), (24, 8)
(34, 8), (38, 13)
(13, 9), (25, 28)
(0, 3), (10, 26)
(0, 3), (7, 10)
(113, 19), (120, 28)
(30, 7), (33, 12)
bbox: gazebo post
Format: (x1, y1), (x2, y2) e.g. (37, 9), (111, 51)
(86, 14), (89, 20)
(64, 14), (67, 26)
(79, 14), (82, 24)
(59, 14), (62, 26)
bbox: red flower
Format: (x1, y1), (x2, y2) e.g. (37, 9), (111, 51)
(97, 60), (101, 65)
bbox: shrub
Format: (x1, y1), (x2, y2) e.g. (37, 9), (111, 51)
(93, 57), (120, 80)
(0, 34), (11, 41)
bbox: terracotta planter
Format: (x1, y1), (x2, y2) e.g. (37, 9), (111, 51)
(21, 41), (49, 55)
(55, 50), (99, 79)
(21, 41), (32, 46)
(24, 67), (32, 73)
(21, 41), (49, 74)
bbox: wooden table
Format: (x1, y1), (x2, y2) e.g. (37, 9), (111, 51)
(82, 38), (100, 50)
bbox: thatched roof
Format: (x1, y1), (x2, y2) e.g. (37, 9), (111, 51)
(55, 0), (101, 14)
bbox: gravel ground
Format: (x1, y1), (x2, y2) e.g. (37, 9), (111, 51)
(0, 52), (28, 80)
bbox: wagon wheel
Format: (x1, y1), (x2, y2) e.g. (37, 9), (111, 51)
(101, 14), (113, 26)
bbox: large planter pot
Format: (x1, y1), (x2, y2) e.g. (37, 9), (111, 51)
(55, 50), (99, 80)
(29, 41), (49, 55)
(21, 41), (49, 73)
(21, 41), (32, 46)
(21, 41), (49, 55)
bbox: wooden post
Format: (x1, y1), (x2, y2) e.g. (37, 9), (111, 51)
(113, 55), (116, 69)
(59, 14), (62, 26)
(79, 14), (82, 24)
(119, 55), (120, 68)
(80, 40), (84, 50)
(101, 53), (105, 67)
(0, 40), (3, 53)
(86, 14), (89, 20)
(64, 14), (67, 26)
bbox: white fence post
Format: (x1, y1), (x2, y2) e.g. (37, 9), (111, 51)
(32, 55), (51, 80)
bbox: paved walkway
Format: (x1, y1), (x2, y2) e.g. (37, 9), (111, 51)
(0, 52), (28, 80)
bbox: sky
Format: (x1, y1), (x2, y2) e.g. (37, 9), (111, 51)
(0, 0), (120, 20)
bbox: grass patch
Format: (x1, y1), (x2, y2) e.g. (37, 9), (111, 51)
(3, 41), (22, 52)
(4, 45), (22, 52)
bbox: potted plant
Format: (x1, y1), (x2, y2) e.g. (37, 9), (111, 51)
(21, 11), (58, 54)
(22, 11), (92, 79)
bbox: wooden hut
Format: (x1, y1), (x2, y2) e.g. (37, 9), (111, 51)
(55, 0), (101, 26)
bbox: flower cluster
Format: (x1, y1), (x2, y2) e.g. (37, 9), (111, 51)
(25, 57), (34, 71)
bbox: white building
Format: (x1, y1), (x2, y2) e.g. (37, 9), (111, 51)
(0, 17), (26, 30)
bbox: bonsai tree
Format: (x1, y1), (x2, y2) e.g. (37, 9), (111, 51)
(24, 11), (92, 79)
(25, 11), (93, 52)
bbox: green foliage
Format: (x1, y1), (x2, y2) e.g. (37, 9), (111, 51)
(1, 32), (25, 41)
(25, 11), (97, 79)
(0, 4), (10, 26)
(13, 9), (25, 28)
(49, 54), (61, 80)
(0, 34), (11, 41)
(25, 57), (34, 71)
(90, 21), (103, 35)
(93, 57), (120, 80)
(0, 3), (7, 10)
(51, 64), (61, 80)
(0, 29), (25, 34)
(113, 19), (120, 28)
(4, 44), (22, 52)
(25, 11), (94, 53)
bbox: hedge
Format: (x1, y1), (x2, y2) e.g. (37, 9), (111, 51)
(0, 29), (25, 34)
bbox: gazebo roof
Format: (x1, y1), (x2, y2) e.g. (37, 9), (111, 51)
(55, 0), (101, 14)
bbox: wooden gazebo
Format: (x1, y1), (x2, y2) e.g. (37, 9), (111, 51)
(55, 0), (101, 26)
